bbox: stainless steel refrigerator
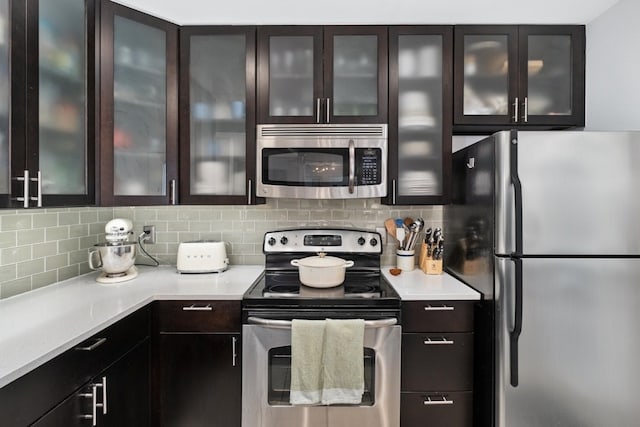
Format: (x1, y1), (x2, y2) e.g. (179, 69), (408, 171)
(445, 130), (640, 427)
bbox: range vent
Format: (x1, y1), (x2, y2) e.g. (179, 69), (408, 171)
(259, 124), (387, 138)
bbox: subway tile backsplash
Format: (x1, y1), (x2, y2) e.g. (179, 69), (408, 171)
(0, 199), (441, 299)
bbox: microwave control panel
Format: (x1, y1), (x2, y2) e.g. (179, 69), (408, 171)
(357, 148), (381, 185)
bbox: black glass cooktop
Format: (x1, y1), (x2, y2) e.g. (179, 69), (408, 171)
(243, 270), (400, 309)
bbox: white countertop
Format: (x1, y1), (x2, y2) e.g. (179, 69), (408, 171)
(382, 268), (481, 301)
(0, 264), (480, 389)
(0, 265), (264, 388)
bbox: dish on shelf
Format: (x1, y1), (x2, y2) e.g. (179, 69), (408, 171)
(528, 59), (544, 76)
(399, 140), (434, 157)
(399, 170), (439, 195)
(399, 115), (436, 129)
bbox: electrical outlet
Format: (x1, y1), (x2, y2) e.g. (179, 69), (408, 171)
(375, 227), (387, 245)
(143, 225), (156, 244)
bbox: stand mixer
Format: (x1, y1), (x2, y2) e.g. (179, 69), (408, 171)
(89, 218), (138, 283)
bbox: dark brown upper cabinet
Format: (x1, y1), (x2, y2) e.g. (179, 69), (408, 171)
(2, 0), (97, 208)
(384, 26), (453, 205)
(453, 25), (585, 133)
(178, 26), (261, 205)
(99, 0), (178, 206)
(257, 26), (388, 124)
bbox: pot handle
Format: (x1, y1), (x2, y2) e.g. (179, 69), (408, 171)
(88, 248), (102, 270)
(344, 260), (355, 268)
(290, 260), (300, 267)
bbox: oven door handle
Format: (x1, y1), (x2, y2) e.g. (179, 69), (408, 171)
(247, 317), (397, 329)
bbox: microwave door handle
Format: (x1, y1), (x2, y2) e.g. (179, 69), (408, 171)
(348, 139), (355, 194)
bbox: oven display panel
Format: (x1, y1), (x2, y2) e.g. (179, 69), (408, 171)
(303, 235), (342, 247)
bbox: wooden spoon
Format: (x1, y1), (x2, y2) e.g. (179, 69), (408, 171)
(384, 218), (397, 241)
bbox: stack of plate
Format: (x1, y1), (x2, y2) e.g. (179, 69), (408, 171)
(399, 171), (439, 196)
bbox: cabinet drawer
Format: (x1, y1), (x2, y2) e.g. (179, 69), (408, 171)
(401, 332), (473, 391)
(402, 301), (474, 332)
(401, 391), (472, 427)
(154, 300), (241, 333)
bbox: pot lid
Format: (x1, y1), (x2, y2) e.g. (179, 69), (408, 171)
(295, 252), (350, 268)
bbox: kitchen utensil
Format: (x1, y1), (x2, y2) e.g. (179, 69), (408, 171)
(290, 253), (355, 288)
(395, 218), (406, 245)
(384, 218), (398, 241)
(177, 240), (229, 273)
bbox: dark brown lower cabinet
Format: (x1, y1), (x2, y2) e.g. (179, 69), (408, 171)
(32, 339), (150, 427)
(0, 307), (151, 427)
(401, 391), (473, 427)
(153, 300), (241, 427)
(401, 301), (475, 427)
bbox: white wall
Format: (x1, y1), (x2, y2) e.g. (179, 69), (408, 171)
(586, 0), (640, 130)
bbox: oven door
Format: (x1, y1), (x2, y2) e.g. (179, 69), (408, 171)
(242, 318), (401, 427)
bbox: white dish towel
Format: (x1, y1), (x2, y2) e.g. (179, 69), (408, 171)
(289, 318), (365, 405)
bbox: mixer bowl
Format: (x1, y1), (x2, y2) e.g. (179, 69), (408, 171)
(89, 242), (137, 276)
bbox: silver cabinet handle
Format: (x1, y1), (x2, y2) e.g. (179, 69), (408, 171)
(326, 97), (330, 123)
(182, 304), (213, 311)
(247, 317), (397, 329)
(75, 337), (107, 351)
(423, 305), (454, 311)
(79, 385), (98, 426)
(248, 179), (252, 205)
(170, 179), (177, 205)
(316, 98), (321, 123)
(232, 336), (238, 367)
(423, 337), (455, 345)
(392, 179), (396, 205)
(29, 170), (42, 207)
(95, 376), (107, 415)
(523, 96), (528, 123)
(423, 396), (454, 405)
(348, 139), (355, 194)
(13, 170), (29, 208)
(513, 97), (519, 123)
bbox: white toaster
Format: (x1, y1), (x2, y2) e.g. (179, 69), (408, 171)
(177, 240), (229, 273)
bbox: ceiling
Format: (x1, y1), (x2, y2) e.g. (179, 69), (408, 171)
(112, 0), (620, 26)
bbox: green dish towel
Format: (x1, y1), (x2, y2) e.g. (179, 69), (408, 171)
(290, 319), (325, 404)
(289, 318), (365, 405)
(321, 318), (365, 405)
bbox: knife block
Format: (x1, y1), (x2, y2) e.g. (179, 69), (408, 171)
(419, 242), (443, 275)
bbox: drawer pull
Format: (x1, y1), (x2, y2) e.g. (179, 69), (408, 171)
(423, 305), (454, 311)
(182, 304), (213, 311)
(75, 337), (107, 351)
(423, 337), (454, 345)
(423, 396), (454, 406)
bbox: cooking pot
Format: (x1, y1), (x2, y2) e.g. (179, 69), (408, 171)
(290, 253), (354, 288)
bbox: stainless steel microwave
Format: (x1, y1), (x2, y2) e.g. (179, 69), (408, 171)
(256, 124), (387, 199)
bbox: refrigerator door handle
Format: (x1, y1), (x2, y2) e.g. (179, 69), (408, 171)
(508, 256), (523, 387)
(509, 130), (523, 256)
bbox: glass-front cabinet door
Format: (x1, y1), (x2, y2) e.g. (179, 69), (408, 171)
(454, 25), (584, 130)
(257, 26), (322, 124)
(385, 26), (452, 205)
(99, 1), (178, 205)
(454, 26), (518, 127)
(0, 0), (8, 206)
(324, 26), (387, 124)
(257, 26), (387, 124)
(180, 26), (259, 204)
(5, 0), (95, 208)
(518, 26), (585, 126)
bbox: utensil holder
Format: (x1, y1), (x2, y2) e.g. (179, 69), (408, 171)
(396, 249), (415, 271)
(419, 242), (443, 275)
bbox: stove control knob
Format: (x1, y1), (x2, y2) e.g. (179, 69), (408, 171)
(357, 237), (366, 246)
(370, 238), (378, 247)
(267, 237), (276, 246)
(280, 236), (289, 245)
